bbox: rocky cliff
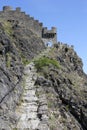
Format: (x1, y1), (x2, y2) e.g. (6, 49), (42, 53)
(0, 16), (45, 129)
(35, 44), (87, 130)
(0, 6), (87, 130)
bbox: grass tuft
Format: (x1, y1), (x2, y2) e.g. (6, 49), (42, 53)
(34, 56), (60, 71)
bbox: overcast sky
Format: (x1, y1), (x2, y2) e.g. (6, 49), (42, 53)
(0, 0), (87, 73)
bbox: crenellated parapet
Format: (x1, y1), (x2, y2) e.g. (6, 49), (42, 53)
(3, 6), (21, 12)
(57, 42), (74, 50)
(42, 27), (57, 37)
(3, 6), (13, 12)
(42, 27), (57, 44)
(0, 6), (58, 45)
(16, 7), (21, 12)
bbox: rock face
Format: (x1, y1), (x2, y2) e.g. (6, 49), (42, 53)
(35, 43), (87, 130)
(0, 6), (87, 130)
(14, 62), (49, 129)
(0, 13), (45, 129)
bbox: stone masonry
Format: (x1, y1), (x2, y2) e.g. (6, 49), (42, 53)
(0, 6), (57, 45)
(15, 58), (50, 129)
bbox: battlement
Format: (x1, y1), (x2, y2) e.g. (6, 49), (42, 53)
(42, 27), (57, 33)
(57, 42), (74, 49)
(0, 6), (57, 45)
(42, 27), (57, 38)
(39, 22), (43, 27)
(3, 6), (13, 12)
(16, 7), (21, 12)
(3, 6), (21, 12)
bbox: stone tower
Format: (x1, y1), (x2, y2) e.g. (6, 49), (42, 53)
(42, 27), (57, 46)
(3, 6), (13, 12)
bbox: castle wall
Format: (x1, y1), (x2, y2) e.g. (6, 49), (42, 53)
(0, 6), (43, 37)
(42, 27), (57, 45)
(0, 6), (57, 45)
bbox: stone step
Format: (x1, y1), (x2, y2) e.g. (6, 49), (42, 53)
(39, 104), (48, 109)
(26, 76), (33, 79)
(38, 97), (47, 101)
(25, 84), (35, 89)
(23, 94), (36, 98)
(17, 121), (28, 129)
(15, 57), (50, 129)
(27, 112), (38, 119)
(25, 81), (35, 85)
(22, 102), (38, 106)
(26, 76), (37, 81)
(18, 105), (38, 112)
(41, 114), (49, 122)
(25, 84), (34, 87)
(17, 119), (40, 129)
(25, 87), (36, 91)
(24, 71), (36, 75)
(39, 99), (48, 105)
(23, 90), (36, 96)
(18, 113), (27, 121)
(22, 96), (38, 102)
(17, 114), (38, 121)
(28, 119), (40, 129)
(37, 123), (50, 130)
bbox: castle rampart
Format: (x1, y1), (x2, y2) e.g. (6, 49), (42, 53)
(3, 6), (12, 12)
(16, 7), (21, 12)
(0, 6), (57, 45)
(42, 27), (57, 45)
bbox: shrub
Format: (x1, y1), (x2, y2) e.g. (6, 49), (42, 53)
(6, 53), (11, 68)
(34, 56), (60, 71)
(3, 21), (13, 36)
(22, 57), (30, 65)
(21, 54), (30, 65)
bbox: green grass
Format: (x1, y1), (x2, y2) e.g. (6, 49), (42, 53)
(49, 114), (56, 130)
(22, 57), (30, 65)
(13, 128), (17, 130)
(6, 53), (11, 68)
(3, 21), (13, 36)
(21, 54), (30, 66)
(34, 56), (60, 71)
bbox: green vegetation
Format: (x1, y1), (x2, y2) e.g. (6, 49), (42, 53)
(22, 58), (30, 65)
(50, 124), (56, 130)
(34, 56), (60, 71)
(13, 128), (17, 130)
(21, 54), (30, 66)
(49, 114), (56, 130)
(48, 101), (53, 108)
(3, 21), (13, 36)
(65, 105), (70, 112)
(6, 53), (11, 68)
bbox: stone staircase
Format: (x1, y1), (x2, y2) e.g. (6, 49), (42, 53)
(15, 48), (51, 130)
(16, 62), (39, 129)
(36, 85), (49, 130)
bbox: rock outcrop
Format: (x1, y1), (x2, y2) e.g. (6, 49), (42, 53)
(14, 62), (49, 129)
(0, 13), (45, 129)
(0, 6), (87, 130)
(35, 43), (87, 130)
